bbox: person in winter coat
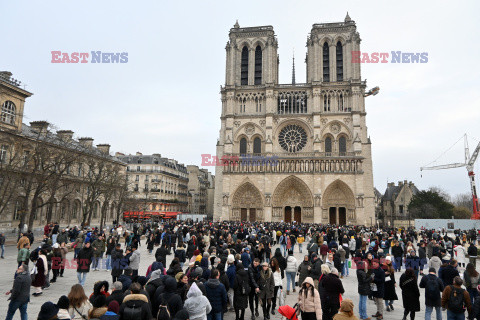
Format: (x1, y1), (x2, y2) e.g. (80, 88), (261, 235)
(310, 254), (323, 289)
(442, 276), (472, 320)
(226, 254), (237, 311)
(464, 262), (480, 304)
(399, 268), (420, 320)
(111, 244), (124, 283)
(205, 269), (228, 320)
(405, 250), (420, 279)
(322, 268), (345, 320)
(157, 276), (184, 320)
(320, 242), (329, 263)
(17, 242), (30, 267)
(371, 259), (385, 320)
(68, 284), (93, 320)
(356, 261), (371, 320)
(419, 267), (444, 320)
(440, 259), (460, 287)
(76, 241), (93, 286)
(258, 262), (275, 320)
(297, 255), (311, 287)
(307, 239), (319, 261)
(273, 248), (286, 275)
(5, 264), (31, 320)
(382, 256), (398, 312)
(333, 299), (358, 320)
(270, 258), (282, 315)
(89, 280), (110, 304)
(297, 277), (322, 320)
(128, 246), (141, 277)
(233, 263), (250, 320)
(175, 243), (187, 268)
(454, 243), (467, 268)
(285, 250), (298, 294)
(32, 248), (48, 296)
(428, 253), (442, 276)
(184, 282), (212, 320)
(248, 259), (261, 319)
(106, 281), (125, 307)
(118, 282), (152, 320)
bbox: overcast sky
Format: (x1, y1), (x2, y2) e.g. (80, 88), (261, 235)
(2, 1), (479, 199)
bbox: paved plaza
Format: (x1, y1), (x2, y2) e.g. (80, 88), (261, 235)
(0, 239), (457, 320)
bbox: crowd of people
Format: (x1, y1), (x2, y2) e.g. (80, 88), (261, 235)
(3, 221), (480, 320)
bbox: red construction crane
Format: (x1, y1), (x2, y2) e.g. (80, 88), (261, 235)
(420, 134), (480, 219)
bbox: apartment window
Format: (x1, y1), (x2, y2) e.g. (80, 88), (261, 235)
(1, 100), (16, 125)
(137, 166), (140, 171)
(135, 175), (139, 181)
(146, 175), (149, 181)
(77, 163), (83, 176)
(399, 205), (404, 214)
(23, 150), (30, 166)
(0, 145), (8, 163)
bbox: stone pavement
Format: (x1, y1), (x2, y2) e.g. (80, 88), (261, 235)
(0, 241), (456, 320)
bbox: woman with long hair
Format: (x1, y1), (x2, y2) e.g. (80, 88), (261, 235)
(399, 268), (420, 320)
(68, 284), (93, 320)
(383, 256), (398, 312)
(297, 277), (322, 320)
(464, 262), (480, 303)
(270, 258), (282, 315)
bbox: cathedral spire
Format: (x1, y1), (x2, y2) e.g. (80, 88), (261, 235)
(292, 49), (296, 85)
(345, 12), (352, 22)
(234, 20), (240, 28)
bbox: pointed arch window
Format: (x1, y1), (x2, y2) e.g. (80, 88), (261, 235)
(325, 137), (332, 154)
(323, 42), (330, 82)
(255, 96), (262, 112)
(241, 46), (249, 85)
(336, 41), (343, 81)
(339, 136), (347, 155)
(254, 46), (262, 85)
(253, 137), (261, 154)
(324, 95), (331, 112)
(339, 94), (344, 111)
(240, 138), (247, 154)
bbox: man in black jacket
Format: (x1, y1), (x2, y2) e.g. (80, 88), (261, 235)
(119, 282), (153, 320)
(76, 241), (93, 286)
(391, 241), (403, 272)
(106, 281), (125, 306)
(5, 264), (31, 320)
(248, 258), (261, 319)
(468, 242), (478, 267)
(322, 268), (345, 320)
(310, 253), (323, 289)
(419, 268), (444, 320)
(440, 259), (459, 286)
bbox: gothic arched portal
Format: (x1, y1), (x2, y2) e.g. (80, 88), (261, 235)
(322, 179), (355, 225)
(272, 175), (314, 223)
(231, 182), (264, 222)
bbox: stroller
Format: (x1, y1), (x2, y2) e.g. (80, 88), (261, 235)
(278, 303), (299, 320)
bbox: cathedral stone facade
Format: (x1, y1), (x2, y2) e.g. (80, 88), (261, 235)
(214, 15), (375, 225)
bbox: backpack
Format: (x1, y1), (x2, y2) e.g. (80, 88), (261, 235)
(425, 276), (439, 301)
(123, 302), (142, 320)
(240, 277), (251, 295)
(156, 295), (171, 320)
(448, 285), (465, 314)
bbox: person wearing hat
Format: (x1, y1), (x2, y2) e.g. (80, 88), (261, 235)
(226, 254), (237, 311)
(119, 282), (153, 320)
(37, 302), (59, 320)
(57, 295), (71, 320)
(382, 256), (398, 312)
(419, 267), (444, 320)
(333, 299), (358, 320)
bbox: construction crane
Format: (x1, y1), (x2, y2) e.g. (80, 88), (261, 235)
(420, 134), (480, 219)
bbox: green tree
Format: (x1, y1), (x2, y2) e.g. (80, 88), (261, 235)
(453, 206), (472, 219)
(408, 190), (454, 219)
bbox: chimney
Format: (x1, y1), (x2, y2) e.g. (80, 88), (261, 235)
(388, 182), (394, 187)
(78, 137), (94, 148)
(136, 152), (143, 156)
(97, 144), (111, 155)
(57, 130), (74, 141)
(115, 152), (125, 157)
(0, 71), (13, 80)
(152, 153), (161, 158)
(404, 180), (408, 185)
(30, 121), (50, 136)
(398, 181), (403, 186)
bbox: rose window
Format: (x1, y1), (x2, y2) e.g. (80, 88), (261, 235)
(278, 125), (307, 153)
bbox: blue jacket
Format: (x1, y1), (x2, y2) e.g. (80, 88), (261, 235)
(241, 252), (251, 268)
(205, 279), (227, 313)
(227, 264), (236, 288)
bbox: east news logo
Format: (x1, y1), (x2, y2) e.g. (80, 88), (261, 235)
(51, 51), (128, 63)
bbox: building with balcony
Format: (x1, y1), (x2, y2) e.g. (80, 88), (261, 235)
(214, 15), (376, 225)
(117, 152), (189, 215)
(187, 165), (213, 215)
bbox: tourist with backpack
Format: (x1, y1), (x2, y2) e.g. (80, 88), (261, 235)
(233, 263), (250, 320)
(420, 267), (444, 320)
(441, 276), (472, 320)
(205, 269), (228, 320)
(156, 276), (183, 320)
(119, 282), (153, 320)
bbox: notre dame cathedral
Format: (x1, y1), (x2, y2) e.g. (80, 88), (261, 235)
(213, 14), (375, 225)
